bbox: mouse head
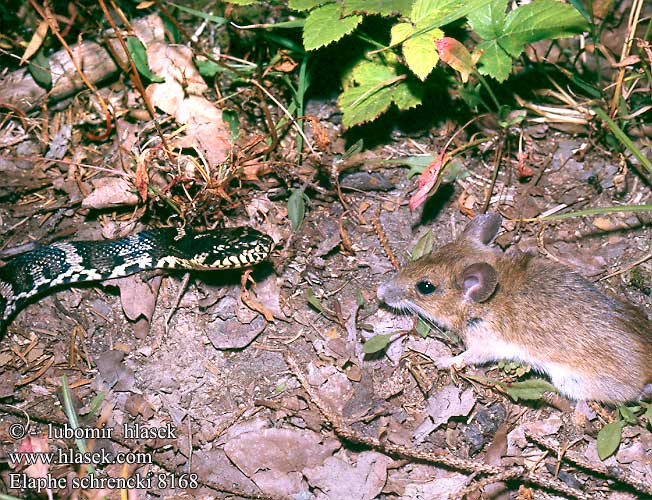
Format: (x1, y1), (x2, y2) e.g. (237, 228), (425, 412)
(377, 213), (502, 330)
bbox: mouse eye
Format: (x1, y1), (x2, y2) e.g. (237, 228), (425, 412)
(415, 280), (436, 295)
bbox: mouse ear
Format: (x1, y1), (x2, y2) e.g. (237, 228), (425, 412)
(460, 213), (502, 245)
(461, 262), (498, 302)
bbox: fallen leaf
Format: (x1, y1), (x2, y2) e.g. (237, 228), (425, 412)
(20, 20), (49, 65)
(224, 428), (340, 498)
(81, 177), (139, 209)
(145, 43), (231, 168)
(426, 385), (476, 431)
(409, 151), (450, 211)
(304, 451), (393, 500)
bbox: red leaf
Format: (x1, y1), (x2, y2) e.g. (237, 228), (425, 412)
(436, 37), (474, 83)
(409, 151), (450, 211)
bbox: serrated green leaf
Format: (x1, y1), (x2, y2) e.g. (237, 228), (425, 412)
(363, 333), (392, 353)
(390, 22), (414, 45)
(290, 0), (330, 11)
(502, 378), (557, 401)
(303, 3), (363, 50)
(411, 0), (494, 28)
(597, 420), (625, 460)
(402, 23), (443, 80)
(411, 230), (435, 260)
(344, 0), (413, 16)
(126, 37), (164, 83)
(339, 58), (422, 126)
(339, 84), (395, 127)
(391, 79), (423, 110)
(475, 40), (512, 81)
(475, 0), (586, 81)
(306, 288), (324, 312)
(499, 0), (587, 56)
(288, 188), (307, 230)
(467, 0), (508, 39)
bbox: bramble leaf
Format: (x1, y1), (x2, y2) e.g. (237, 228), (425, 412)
(472, 0), (587, 81)
(290, 0), (329, 11)
(303, 3), (362, 50)
(338, 58), (422, 127)
(344, 0), (413, 16)
(467, 0), (507, 39)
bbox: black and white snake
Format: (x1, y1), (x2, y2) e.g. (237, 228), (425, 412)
(0, 226), (274, 330)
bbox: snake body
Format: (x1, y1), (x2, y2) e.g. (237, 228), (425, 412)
(0, 226), (273, 330)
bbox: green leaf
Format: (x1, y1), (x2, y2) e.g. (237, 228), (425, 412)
(643, 403), (652, 427)
(306, 288), (324, 312)
(356, 289), (364, 307)
(475, 40), (512, 81)
(400, 22), (444, 80)
(411, 230), (435, 260)
(390, 22), (414, 45)
(363, 333), (392, 353)
(499, 0), (588, 56)
(344, 0), (413, 16)
(27, 49), (52, 88)
(597, 420), (625, 460)
(618, 405), (639, 425)
(126, 37), (164, 83)
(288, 188), (307, 230)
(222, 109), (240, 141)
(303, 3), (363, 50)
(415, 318), (431, 337)
(474, 0), (587, 81)
(338, 58), (422, 127)
(467, 0), (508, 39)
(411, 0), (494, 28)
(502, 378), (557, 401)
(290, 0), (330, 11)
(168, 3), (228, 24)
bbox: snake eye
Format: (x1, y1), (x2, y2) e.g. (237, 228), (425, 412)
(415, 280), (436, 295)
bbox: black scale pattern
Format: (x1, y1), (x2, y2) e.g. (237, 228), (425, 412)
(0, 226), (273, 330)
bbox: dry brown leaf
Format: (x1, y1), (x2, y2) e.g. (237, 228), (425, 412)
(20, 20), (49, 65)
(81, 177), (138, 209)
(145, 43), (231, 168)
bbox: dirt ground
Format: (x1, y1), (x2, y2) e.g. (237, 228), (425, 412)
(1, 6), (652, 500)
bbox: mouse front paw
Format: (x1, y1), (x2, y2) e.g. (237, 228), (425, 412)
(435, 355), (465, 370)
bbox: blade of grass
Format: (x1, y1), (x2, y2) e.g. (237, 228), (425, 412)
(593, 107), (652, 176)
(520, 204), (652, 221)
(60, 375), (96, 474)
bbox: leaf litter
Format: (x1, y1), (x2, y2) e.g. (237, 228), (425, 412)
(0, 4), (651, 500)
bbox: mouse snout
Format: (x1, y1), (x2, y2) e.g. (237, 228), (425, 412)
(377, 279), (404, 306)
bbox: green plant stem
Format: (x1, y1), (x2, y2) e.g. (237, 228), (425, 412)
(474, 72), (500, 111)
(593, 107), (652, 176)
(521, 204), (652, 222)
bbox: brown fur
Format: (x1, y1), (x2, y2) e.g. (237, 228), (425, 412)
(378, 214), (652, 402)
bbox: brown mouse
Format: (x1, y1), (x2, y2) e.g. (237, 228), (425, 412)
(377, 213), (652, 402)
